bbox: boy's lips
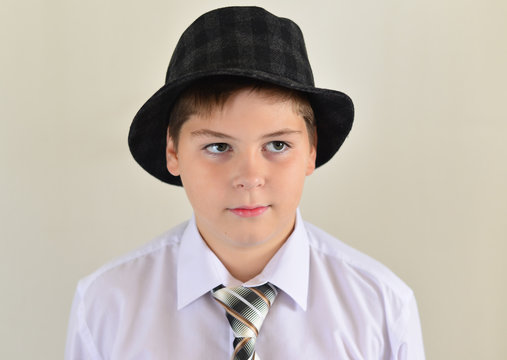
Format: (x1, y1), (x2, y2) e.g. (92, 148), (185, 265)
(229, 205), (269, 218)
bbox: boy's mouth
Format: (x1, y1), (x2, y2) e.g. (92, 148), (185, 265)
(229, 206), (269, 218)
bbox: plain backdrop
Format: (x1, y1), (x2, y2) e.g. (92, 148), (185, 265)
(1, 0), (506, 359)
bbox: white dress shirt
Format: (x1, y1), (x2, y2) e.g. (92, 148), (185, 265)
(65, 210), (425, 359)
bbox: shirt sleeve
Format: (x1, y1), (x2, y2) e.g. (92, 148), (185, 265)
(64, 287), (102, 360)
(393, 292), (426, 360)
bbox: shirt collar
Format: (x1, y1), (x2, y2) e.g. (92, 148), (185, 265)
(177, 215), (226, 310)
(248, 209), (310, 311)
(177, 210), (310, 311)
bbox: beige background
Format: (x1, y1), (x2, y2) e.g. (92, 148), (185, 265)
(1, 0), (506, 358)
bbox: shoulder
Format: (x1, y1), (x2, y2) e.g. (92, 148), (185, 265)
(302, 221), (424, 358)
(304, 220), (414, 304)
(66, 221), (190, 358)
(76, 220), (188, 298)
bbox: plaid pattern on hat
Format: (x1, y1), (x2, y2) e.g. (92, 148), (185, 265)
(167, 7), (314, 87)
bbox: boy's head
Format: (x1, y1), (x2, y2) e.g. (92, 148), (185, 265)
(164, 80), (317, 249)
(128, 6), (354, 186)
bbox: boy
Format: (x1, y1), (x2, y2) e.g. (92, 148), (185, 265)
(65, 6), (425, 359)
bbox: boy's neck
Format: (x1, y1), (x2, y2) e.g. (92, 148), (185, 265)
(196, 218), (296, 283)
(212, 239), (286, 283)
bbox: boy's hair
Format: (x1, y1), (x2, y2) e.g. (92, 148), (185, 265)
(167, 76), (316, 151)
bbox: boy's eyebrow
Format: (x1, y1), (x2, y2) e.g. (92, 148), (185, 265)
(190, 129), (235, 139)
(190, 128), (302, 140)
(260, 129), (302, 139)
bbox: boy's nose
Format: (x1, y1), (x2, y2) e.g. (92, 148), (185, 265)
(231, 153), (266, 190)
(232, 175), (264, 190)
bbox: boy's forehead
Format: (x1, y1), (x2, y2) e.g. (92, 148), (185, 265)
(190, 89), (302, 121)
(184, 114), (307, 136)
(181, 92), (307, 137)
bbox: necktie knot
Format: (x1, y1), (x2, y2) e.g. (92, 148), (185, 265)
(212, 283), (278, 360)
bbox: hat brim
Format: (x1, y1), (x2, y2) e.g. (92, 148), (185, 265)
(128, 69), (354, 186)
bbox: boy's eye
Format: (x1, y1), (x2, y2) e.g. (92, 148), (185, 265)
(205, 143), (230, 153)
(265, 141), (288, 152)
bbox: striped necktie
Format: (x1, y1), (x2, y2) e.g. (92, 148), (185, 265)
(212, 283), (278, 360)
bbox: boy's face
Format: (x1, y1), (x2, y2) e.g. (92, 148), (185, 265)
(166, 89), (316, 253)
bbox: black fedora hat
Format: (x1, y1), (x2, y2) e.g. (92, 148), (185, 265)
(128, 6), (354, 186)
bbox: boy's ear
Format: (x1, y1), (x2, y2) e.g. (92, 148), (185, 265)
(306, 144), (317, 176)
(166, 128), (180, 176)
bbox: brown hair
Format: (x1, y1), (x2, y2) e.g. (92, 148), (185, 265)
(167, 76), (316, 150)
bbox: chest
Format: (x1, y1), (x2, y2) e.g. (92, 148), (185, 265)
(94, 292), (392, 360)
